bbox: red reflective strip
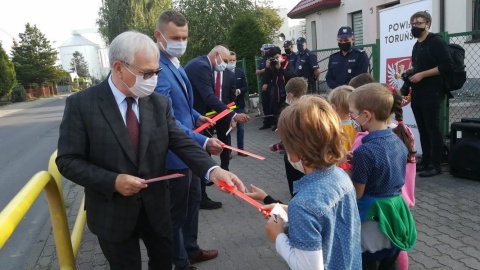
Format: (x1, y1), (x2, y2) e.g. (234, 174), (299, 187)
(144, 173), (185, 183)
(195, 109), (232, 133)
(222, 144), (265, 160)
(217, 181), (269, 213)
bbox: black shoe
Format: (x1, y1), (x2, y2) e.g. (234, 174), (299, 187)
(416, 163), (429, 172)
(200, 198), (222, 210)
(271, 125), (277, 131)
(259, 124), (271, 130)
(419, 167), (442, 177)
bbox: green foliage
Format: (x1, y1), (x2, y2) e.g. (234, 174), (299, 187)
(54, 68), (72, 85)
(227, 13), (268, 96)
(10, 84), (28, 102)
(97, 0), (173, 44)
(0, 42), (17, 98)
(175, 0), (254, 63)
(11, 23), (58, 87)
(254, 7), (284, 43)
(69, 51), (90, 77)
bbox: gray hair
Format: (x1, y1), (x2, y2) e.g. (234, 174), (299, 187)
(109, 31), (159, 68)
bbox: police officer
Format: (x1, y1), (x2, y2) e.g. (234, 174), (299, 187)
(283, 40), (296, 66)
(294, 37), (320, 94)
(256, 44), (275, 130)
(326, 26), (369, 89)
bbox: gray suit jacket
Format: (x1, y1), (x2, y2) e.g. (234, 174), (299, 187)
(56, 79), (216, 242)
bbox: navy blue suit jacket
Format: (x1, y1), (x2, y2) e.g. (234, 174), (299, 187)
(185, 55), (236, 119)
(233, 68), (247, 109)
(155, 51), (208, 170)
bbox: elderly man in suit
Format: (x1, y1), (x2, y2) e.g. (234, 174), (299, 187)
(154, 10), (224, 270)
(56, 31), (245, 270)
(185, 45), (250, 209)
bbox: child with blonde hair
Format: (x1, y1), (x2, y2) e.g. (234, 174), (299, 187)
(348, 83), (416, 269)
(328, 85), (357, 152)
(263, 95), (361, 270)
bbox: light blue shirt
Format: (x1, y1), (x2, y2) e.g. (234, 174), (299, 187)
(289, 166), (362, 269)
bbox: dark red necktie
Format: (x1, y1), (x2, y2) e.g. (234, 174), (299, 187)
(215, 71), (221, 99)
(126, 97), (139, 155)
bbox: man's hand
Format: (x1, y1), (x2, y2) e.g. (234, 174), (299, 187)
(262, 84), (268, 91)
(409, 72), (424, 84)
(114, 174), (147, 196)
(234, 113), (250, 123)
(230, 121), (237, 129)
(266, 215), (286, 241)
(235, 89), (241, 96)
(209, 167), (245, 193)
(196, 115), (214, 127)
(206, 138), (224, 155)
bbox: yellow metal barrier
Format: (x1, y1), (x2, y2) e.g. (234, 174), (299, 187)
(0, 151), (87, 269)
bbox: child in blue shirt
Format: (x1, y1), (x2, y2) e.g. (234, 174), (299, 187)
(349, 83), (416, 269)
(263, 96), (361, 270)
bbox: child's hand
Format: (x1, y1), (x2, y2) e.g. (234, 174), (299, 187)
(269, 144), (275, 151)
(245, 184), (268, 201)
(265, 215), (285, 241)
(346, 151), (354, 164)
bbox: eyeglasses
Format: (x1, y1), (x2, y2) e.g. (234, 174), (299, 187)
(411, 21), (426, 27)
(122, 61), (162, 79)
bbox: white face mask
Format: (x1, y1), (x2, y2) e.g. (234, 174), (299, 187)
(215, 54), (227, 72)
(122, 65), (157, 98)
(227, 61), (236, 71)
(277, 57), (282, 63)
(158, 32), (187, 58)
(287, 153), (305, 174)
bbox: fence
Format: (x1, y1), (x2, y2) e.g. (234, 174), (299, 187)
(446, 30), (480, 128)
(0, 151), (86, 269)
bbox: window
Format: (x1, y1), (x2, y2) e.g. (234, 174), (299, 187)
(311, 21), (318, 50)
(352, 11), (364, 45)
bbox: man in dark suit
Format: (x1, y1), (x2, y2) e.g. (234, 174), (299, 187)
(154, 10), (224, 270)
(227, 51), (248, 155)
(56, 31), (245, 270)
(185, 45), (250, 209)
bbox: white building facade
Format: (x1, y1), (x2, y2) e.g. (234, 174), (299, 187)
(288, 0), (475, 50)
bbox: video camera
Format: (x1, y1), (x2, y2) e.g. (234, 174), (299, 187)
(400, 69), (415, 96)
(268, 57), (278, 69)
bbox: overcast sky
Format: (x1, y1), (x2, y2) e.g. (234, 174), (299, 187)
(0, 0), (299, 54)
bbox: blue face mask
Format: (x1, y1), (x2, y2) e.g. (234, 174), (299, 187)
(297, 43), (305, 53)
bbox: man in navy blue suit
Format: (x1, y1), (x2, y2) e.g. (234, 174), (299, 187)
(154, 10), (223, 270)
(227, 51), (248, 155)
(185, 45), (250, 208)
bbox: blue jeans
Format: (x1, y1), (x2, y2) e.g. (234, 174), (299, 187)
(168, 169), (201, 270)
(235, 107), (245, 149)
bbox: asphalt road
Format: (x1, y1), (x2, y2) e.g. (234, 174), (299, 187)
(0, 95), (68, 270)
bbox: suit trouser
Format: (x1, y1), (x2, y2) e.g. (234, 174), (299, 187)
(168, 169), (201, 270)
(411, 91), (444, 167)
(234, 107), (245, 149)
(97, 204), (173, 270)
(261, 90), (273, 126)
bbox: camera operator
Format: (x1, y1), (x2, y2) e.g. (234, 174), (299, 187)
(262, 46), (295, 130)
(293, 37), (320, 94)
(409, 11), (453, 177)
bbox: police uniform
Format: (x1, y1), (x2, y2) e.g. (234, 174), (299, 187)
(257, 44), (274, 129)
(294, 48), (319, 94)
(326, 47), (369, 89)
(283, 40), (297, 66)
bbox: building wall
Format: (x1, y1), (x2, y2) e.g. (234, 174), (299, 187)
(59, 44), (108, 80)
(304, 0), (472, 50)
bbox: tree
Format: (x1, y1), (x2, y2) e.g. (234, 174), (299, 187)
(227, 13), (268, 96)
(70, 51), (90, 77)
(97, 0), (173, 44)
(0, 42), (17, 98)
(254, 7), (283, 43)
(11, 23), (58, 87)
(175, 0), (254, 63)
